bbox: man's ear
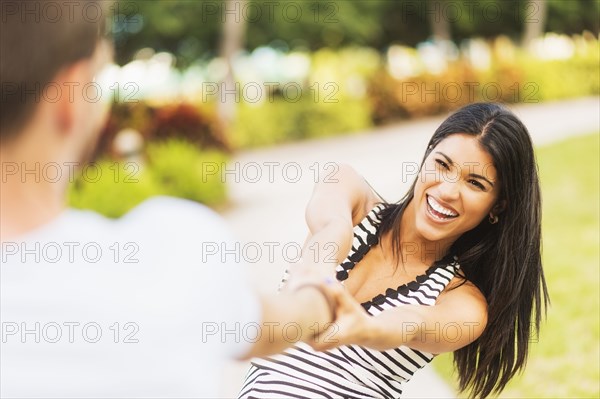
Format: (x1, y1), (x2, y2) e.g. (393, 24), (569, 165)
(493, 199), (507, 215)
(53, 58), (94, 136)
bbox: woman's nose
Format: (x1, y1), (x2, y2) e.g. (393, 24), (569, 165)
(437, 179), (460, 201)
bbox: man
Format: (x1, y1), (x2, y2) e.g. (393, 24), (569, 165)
(0, 2), (333, 397)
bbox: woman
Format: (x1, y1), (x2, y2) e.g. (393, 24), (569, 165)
(238, 103), (549, 398)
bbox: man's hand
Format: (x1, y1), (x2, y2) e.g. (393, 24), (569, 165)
(310, 282), (372, 351)
(283, 257), (337, 292)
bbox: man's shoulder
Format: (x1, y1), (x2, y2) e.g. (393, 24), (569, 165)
(62, 196), (228, 237)
(47, 196), (234, 255)
(122, 196), (231, 237)
(121, 196), (225, 226)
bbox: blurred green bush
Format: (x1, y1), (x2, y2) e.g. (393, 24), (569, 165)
(96, 36), (599, 153)
(231, 46), (378, 147)
(68, 160), (162, 218)
(68, 139), (228, 217)
(520, 53), (600, 101)
(146, 139), (227, 206)
(368, 36), (599, 123)
(231, 96), (372, 148)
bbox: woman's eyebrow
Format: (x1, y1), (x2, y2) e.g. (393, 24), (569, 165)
(435, 151), (495, 187)
(435, 151), (453, 165)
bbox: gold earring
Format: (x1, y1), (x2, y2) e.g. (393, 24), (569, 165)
(488, 213), (499, 224)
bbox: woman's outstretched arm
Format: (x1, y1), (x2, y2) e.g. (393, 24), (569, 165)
(312, 280), (488, 355)
(239, 165), (383, 360)
(286, 164), (382, 289)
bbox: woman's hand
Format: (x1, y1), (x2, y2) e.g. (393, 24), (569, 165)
(310, 282), (372, 351)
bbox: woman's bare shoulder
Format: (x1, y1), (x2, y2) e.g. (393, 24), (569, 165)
(440, 272), (487, 309)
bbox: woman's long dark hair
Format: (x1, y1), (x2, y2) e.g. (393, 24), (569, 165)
(378, 103), (549, 398)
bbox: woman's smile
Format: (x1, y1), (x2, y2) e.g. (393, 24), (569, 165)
(425, 194), (459, 223)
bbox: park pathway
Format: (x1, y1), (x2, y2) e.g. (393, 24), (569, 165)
(219, 97), (599, 398)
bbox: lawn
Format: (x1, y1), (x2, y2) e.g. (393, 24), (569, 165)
(433, 132), (600, 398)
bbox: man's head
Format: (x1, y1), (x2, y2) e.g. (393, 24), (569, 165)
(1, 0), (112, 164)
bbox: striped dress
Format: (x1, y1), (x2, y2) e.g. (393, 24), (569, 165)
(238, 204), (461, 399)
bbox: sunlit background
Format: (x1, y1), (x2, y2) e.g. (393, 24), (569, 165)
(70, 1), (600, 398)
(75, 0), (599, 215)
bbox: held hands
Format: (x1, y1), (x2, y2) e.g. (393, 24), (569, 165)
(284, 258), (372, 349)
(309, 281), (373, 351)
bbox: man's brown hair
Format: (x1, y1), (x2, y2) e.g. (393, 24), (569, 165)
(1, 0), (108, 138)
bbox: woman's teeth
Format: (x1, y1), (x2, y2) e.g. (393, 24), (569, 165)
(427, 195), (458, 219)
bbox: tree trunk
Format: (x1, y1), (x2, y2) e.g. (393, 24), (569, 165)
(428, 0), (451, 42)
(522, 0), (548, 47)
(217, 0), (247, 134)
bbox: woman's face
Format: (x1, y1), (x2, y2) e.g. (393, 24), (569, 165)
(412, 133), (502, 243)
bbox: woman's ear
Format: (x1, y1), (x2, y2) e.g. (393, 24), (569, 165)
(493, 199), (507, 215)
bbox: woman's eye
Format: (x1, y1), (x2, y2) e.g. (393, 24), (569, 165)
(435, 159), (449, 169)
(469, 180), (485, 190)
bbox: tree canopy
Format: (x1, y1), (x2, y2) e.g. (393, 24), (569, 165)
(111, 0), (599, 67)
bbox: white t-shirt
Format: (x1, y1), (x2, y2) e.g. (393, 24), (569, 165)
(1, 196), (261, 398)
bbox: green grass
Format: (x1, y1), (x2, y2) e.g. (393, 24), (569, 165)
(433, 133), (600, 398)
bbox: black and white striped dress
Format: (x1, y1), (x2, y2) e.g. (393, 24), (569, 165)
(238, 204), (461, 399)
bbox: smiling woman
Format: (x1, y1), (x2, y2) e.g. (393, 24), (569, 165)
(375, 103), (548, 397)
(239, 103), (549, 399)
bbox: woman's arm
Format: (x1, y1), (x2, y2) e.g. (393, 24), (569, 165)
(286, 165), (382, 290)
(240, 165), (383, 359)
(238, 285), (333, 359)
(312, 280), (488, 355)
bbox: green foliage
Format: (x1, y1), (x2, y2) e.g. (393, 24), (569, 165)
(112, 0), (599, 67)
(519, 50), (600, 101)
(96, 102), (228, 159)
(68, 161), (162, 218)
(369, 39), (600, 123)
(545, 0), (600, 36)
(68, 140), (228, 217)
(112, 1), (221, 66)
(433, 133), (600, 398)
(230, 46), (377, 147)
(231, 96), (372, 148)
(146, 139), (227, 206)
(99, 42), (598, 150)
